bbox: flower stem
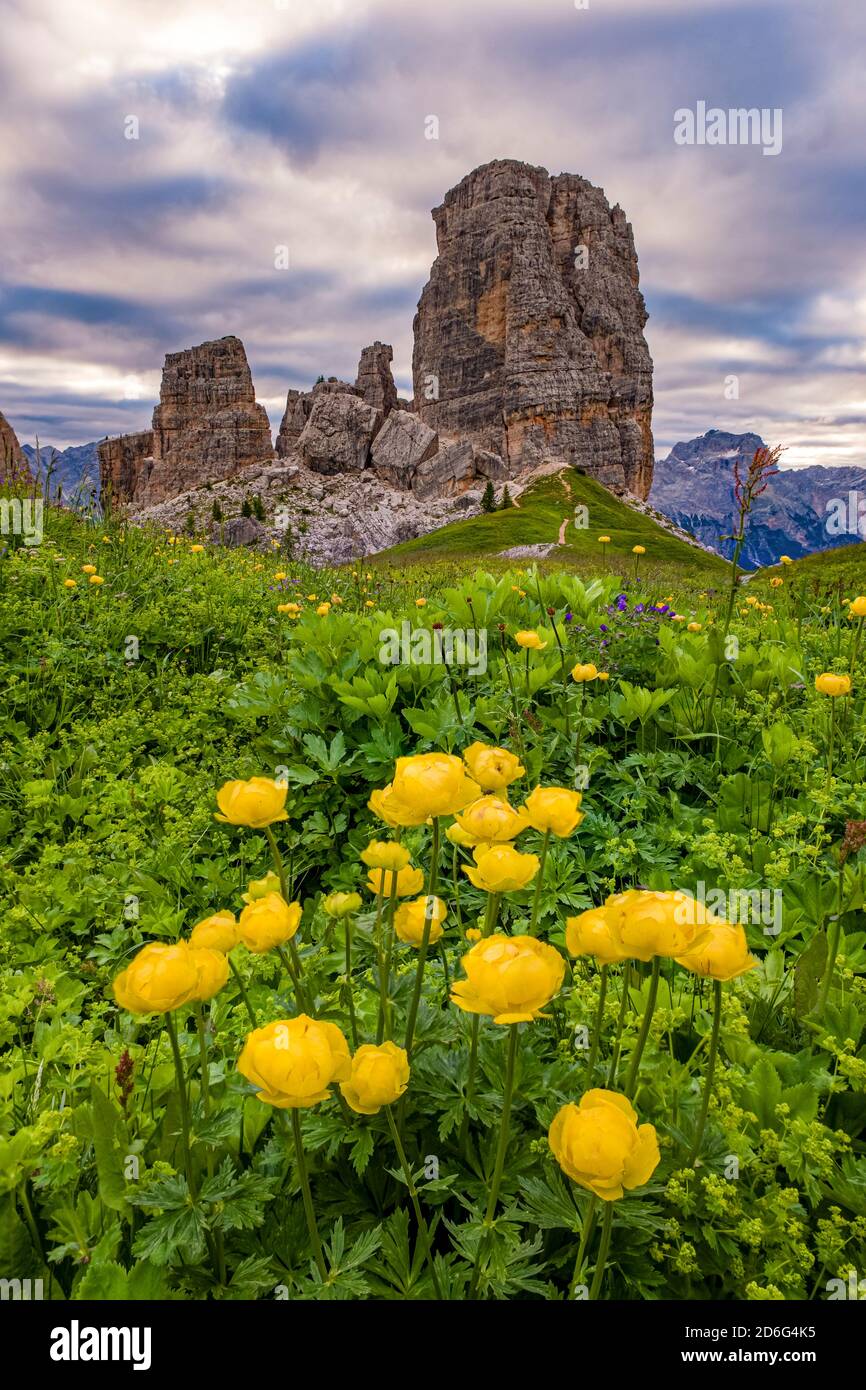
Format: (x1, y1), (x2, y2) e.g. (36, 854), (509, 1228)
(386, 1107), (443, 1298)
(624, 956), (661, 1100)
(587, 965), (608, 1079)
(569, 1195), (599, 1298)
(469, 1022), (520, 1298)
(588, 1201), (614, 1300)
(344, 917), (359, 1048)
(688, 979), (722, 1166)
(403, 817), (441, 1058)
(606, 963), (632, 1088)
(528, 830), (550, 935)
(286, 1108), (327, 1281)
(166, 1011), (196, 1198)
(229, 956), (258, 1028)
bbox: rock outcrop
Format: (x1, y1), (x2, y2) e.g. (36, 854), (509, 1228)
(0, 410), (30, 484)
(98, 431), (155, 504)
(100, 337), (273, 504)
(297, 392), (382, 474)
(355, 342), (398, 415)
(412, 159), (654, 497)
(370, 411), (438, 489)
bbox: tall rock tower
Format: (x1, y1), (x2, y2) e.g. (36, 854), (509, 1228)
(412, 159), (654, 497)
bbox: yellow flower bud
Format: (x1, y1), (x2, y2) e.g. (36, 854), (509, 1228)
(522, 786), (584, 838)
(366, 864), (425, 897)
(565, 907), (630, 965)
(387, 752), (480, 820)
(848, 596), (866, 617)
(241, 871), (282, 904)
(113, 942), (201, 1014)
(687, 621), (702, 632)
(462, 843), (539, 893)
(189, 910), (238, 952)
(237, 893), (302, 953)
(340, 1042), (410, 1114)
(215, 777), (288, 828)
(514, 630), (547, 650)
(462, 741), (525, 792)
(632, 545), (646, 555)
(571, 662), (598, 682)
(675, 923), (759, 981)
(450, 934), (564, 1023)
(394, 895), (448, 946)
(360, 840), (411, 872)
(549, 1090), (660, 1200)
(322, 891), (362, 918)
(815, 672), (851, 697)
(454, 795), (528, 844)
(238, 1016), (351, 1108)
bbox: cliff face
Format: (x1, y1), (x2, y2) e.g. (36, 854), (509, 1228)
(0, 410), (30, 484)
(97, 431), (155, 504)
(412, 159), (654, 497)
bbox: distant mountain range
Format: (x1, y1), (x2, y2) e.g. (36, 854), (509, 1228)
(649, 430), (866, 567)
(21, 441), (100, 501)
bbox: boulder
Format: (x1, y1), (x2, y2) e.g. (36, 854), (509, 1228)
(297, 392), (382, 474)
(370, 411), (438, 489)
(210, 515), (268, 548)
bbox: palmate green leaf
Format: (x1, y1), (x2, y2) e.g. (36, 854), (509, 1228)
(132, 1199), (208, 1266)
(200, 1157), (274, 1232)
(348, 1125), (375, 1177)
(516, 1173), (583, 1233)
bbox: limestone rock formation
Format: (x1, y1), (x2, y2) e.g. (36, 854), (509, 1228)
(0, 410), (30, 484)
(296, 392), (382, 474)
(98, 431), (155, 503)
(412, 439), (507, 500)
(412, 159), (654, 497)
(370, 411), (438, 488)
(355, 342), (398, 415)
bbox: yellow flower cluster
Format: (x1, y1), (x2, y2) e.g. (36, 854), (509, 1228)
(566, 889), (758, 980)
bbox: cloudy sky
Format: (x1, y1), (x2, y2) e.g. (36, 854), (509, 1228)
(2, 0), (864, 468)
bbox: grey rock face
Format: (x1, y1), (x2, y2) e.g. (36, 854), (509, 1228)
(355, 342), (398, 415)
(412, 439), (507, 500)
(297, 392), (383, 474)
(412, 159), (654, 497)
(370, 411), (438, 488)
(211, 515), (269, 548)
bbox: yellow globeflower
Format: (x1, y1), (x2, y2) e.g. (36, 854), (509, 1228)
(241, 871), (282, 904)
(190, 544), (204, 553)
(388, 752), (480, 820)
(462, 741), (525, 792)
(368, 785), (428, 828)
(278, 602), (301, 615)
(113, 942), (201, 1014)
(364, 600), (375, 609)
(316, 602), (331, 616)
(366, 864), (425, 897)
(815, 672), (852, 697)
(340, 1042), (410, 1114)
(215, 777), (288, 828)
(238, 1016), (351, 1109)
(848, 596), (866, 617)
(450, 933), (565, 1023)
(675, 924), (759, 982)
(571, 662), (598, 682)
(237, 893), (302, 953)
(565, 907), (630, 965)
(632, 545), (646, 555)
(604, 889), (713, 961)
(454, 795), (528, 845)
(394, 895), (448, 946)
(189, 910), (239, 952)
(463, 843), (539, 893)
(192, 947), (231, 1001)
(687, 622), (702, 632)
(780, 555), (793, 565)
(361, 840), (411, 872)
(415, 597), (427, 608)
(446, 822), (477, 848)
(598, 671), (610, 681)
(514, 630), (547, 650)
(63, 578), (77, 588)
(274, 571), (287, 581)
(522, 786), (584, 837)
(598, 536), (611, 544)
(770, 577), (783, 589)
(89, 575), (104, 585)
(549, 1090), (660, 1201)
(322, 891), (362, 918)
(82, 564), (97, 574)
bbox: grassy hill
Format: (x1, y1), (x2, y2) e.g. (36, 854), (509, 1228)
(772, 540), (866, 591)
(374, 468), (731, 591)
